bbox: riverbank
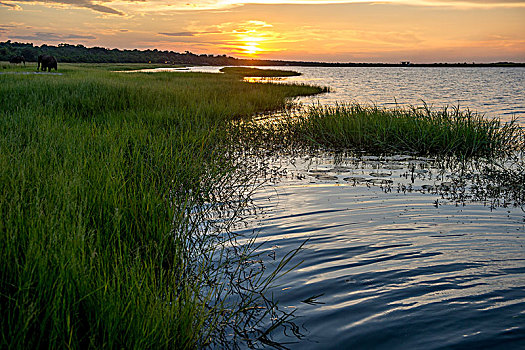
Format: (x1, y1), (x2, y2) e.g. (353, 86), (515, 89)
(2, 41), (524, 68)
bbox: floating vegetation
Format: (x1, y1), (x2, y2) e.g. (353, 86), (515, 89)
(260, 150), (525, 211)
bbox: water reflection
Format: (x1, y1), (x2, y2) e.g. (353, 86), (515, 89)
(119, 66), (223, 73)
(231, 153), (525, 349)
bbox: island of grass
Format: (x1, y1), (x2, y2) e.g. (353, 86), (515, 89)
(220, 66), (302, 77)
(0, 63), (325, 349)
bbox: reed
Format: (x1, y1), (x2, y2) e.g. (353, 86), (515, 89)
(259, 103), (522, 158)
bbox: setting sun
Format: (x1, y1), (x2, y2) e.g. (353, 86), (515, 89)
(236, 32), (268, 56)
(2, 1), (523, 62)
(241, 43), (260, 55)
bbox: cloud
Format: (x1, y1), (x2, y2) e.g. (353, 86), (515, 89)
(2, 0), (124, 14)
(0, 1), (21, 9)
(83, 2), (124, 15)
(173, 0), (525, 8)
(65, 34), (97, 39)
(11, 31), (97, 41)
(0, 25), (15, 34)
(159, 32), (196, 37)
(0, 0), (523, 17)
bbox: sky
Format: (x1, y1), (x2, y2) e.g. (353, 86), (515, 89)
(1, 0), (524, 63)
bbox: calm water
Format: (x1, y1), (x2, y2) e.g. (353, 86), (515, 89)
(233, 155), (525, 349)
(224, 66), (524, 347)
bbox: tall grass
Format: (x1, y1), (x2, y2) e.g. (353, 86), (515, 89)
(0, 65), (324, 348)
(248, 103), (522, 158)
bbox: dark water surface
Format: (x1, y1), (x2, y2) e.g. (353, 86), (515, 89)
(232, 155), (525, 349)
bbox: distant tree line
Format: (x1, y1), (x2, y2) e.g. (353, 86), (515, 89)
(1, 40), (523, 67)
(0, 40), (246, 65)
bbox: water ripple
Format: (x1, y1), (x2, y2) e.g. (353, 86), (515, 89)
(238, 155), (525, 349)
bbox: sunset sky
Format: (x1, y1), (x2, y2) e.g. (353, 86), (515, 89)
(1, 0), (524, 63)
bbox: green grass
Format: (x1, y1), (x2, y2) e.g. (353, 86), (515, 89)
(245, 103), (522, 158)
(1, 61), (30, 71)
(220, 67), (301, 77)
(0, 64), (324, 348)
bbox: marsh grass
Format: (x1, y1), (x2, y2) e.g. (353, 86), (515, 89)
(301, 103), (522, 157)
(239, 103), (523, 158)
(0, 65), (323, 348)
(220, 67), (302, 77)
(1, 61), (30, 71)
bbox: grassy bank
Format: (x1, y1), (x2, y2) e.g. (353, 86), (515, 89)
(0, 64), (324, 348)
(242, 103), (522, 158)
(220, 67), (301, 77)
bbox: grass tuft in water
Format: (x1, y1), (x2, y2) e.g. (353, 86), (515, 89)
(241, 103), (523, 158)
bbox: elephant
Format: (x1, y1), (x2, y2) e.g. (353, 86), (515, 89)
(37, 54), (58, 72)
(9, 55), (25, 65)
